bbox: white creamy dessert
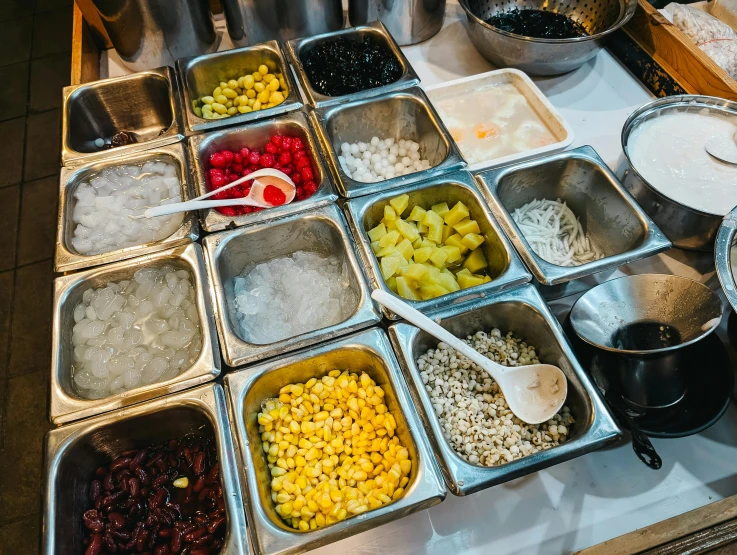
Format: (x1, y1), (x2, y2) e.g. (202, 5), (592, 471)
(627, 107), (737, 216)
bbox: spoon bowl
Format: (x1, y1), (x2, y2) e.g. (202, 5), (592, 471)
(705, 129), (737, 166)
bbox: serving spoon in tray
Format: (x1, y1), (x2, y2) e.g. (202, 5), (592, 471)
(705, 129), (737, 165)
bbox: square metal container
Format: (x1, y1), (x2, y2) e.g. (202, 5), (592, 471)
(55, 142), (199, 273)
(344, 171), (532, 320)
(202, 203), (381, 367)
(223, 328), (446, 555)
(62, 66), (185, 167)
(189, 109), (338, 232)
(475, 146), (672, 286)
(388, 285), (622, 496)
(177, 41), (303, 133)
(50, 243), (221, 425)
(311, 87), (465, 198)
(43, 384), (249, 554)
(286, 21), (420, 109)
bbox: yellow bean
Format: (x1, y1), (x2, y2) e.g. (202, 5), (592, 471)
(211, 102), (227, 115)
(258, 64), (269, 75)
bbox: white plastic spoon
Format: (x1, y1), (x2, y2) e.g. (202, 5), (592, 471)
(372, 289), (568, 424)
(139, 168), (297, 218)
(705, 129), (737, 165)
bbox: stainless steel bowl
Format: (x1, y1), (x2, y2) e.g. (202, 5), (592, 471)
(388, 284), (621, 496)
(55, 142), (199, 273)
(343, 171), (532, 320)
(202, 203), (381, 367)
(43, 384), (249, 554)
(458, 0), (637, 76)
(62, 67), (185, 167)
(223, 328), (446, 555)
(348, 0), (445, 45)
(188, 109), (338, 232)
(475, 146), (672, 286)
(177, 41), (303, 133)
(50, 243), (221, 425)
(311, 87), (465, 198)
(286, 21), (421, 108)
(621, 95), (737, 251)
(715, 206), (737, 314)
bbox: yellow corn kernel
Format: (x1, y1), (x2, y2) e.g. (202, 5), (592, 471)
(298, 520), (309, 531)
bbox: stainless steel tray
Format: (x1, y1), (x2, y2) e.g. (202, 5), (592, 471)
(343, 170), (532, 319)
(55, 142), (199, 273)
(42, 383), (248, 554)
(475, 146), (672, 286)
(202, 203), (380, 367)
(223, 327), (446, 555)
(310, 87), (465, 198)
(285, 21), (420, 109)
(388, 284), (622, 496)
(177, 41), (303, 133)
(62, 66), (185, 167)
(50, 243), (221, 425)
(188, 109), (338, 232)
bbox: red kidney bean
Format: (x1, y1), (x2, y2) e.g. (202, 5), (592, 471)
(129, 476), (141, 498)
(193, 476), (205, 493)
(205, 464), (219, 485)
(193, 452), (206, 475)
(159, 528), (173, 538)
(150, 487), (168, 510)
(82, 509), (104, 533)
(197, 487), (210, 503)
(130, 449), (148, 470)
(153, 474), (170, 488)
(103, 532), (118, 552)
(155, 458), (168, 474)
(113, 530), (130, 541)
(155, 545), (170, 555)
(108, 511), (126, 529)
(190, 547), (211, 555)
(137, 528), (150, 552)
(96, 466), (108, 477)
(86, 534), (104, 555)
(207, 517), (225, 534)
(183, 526), (206, 542)
(89, 480), (102, 503)
(183, 448), (193, 466)
(110, 456), (133, 472)
(146, 450), (165, 468)
(102, 490), (127, 508)
(170, 528), (183, 553)
(104, 472), (115, 492)
(192, 534), (213, 546)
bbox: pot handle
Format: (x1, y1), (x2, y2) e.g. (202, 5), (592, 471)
(630, 426), (662, 470)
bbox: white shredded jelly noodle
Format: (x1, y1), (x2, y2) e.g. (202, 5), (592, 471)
(232, 251), (357, 344)
(71, 265), (202, 400)
(512, 198), (602, 267)
(417, 328), (574, 466)
(71, 161), (185, 256)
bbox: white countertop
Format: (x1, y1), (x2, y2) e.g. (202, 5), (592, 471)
(104, 5), (737, 552)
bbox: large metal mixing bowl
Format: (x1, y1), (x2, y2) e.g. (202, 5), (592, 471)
(458, 0), (636, 76)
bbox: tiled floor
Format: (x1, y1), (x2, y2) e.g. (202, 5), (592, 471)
(0, 0), (72, 552)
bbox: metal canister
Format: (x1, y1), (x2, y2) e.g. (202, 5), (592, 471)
(221, 0), (344, 46)
(348, 0), (445, 45)
(93, 0), (220, 72)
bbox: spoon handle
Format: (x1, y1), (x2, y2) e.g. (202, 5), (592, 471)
(371, 290), (503, 381)
(144, 197), (267, 218)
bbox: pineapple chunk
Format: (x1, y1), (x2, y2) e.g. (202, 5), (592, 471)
(381, 252), (405, 279)
(376, 244), (398, 258)
(427, 224), (444, 244)
(384, 205), (397, 221)
(437, 272), (460, 293)
(379, 230), (401, 248)
(367, 223), (387, 242)
(429, 248), (448, 267)
(396, 238), (414, 261)
(454, 219), (481, 236)
(442, 224), (454, 243)
(413, 247), (432, 264)
(441, 245), (462, 264)
(456, 268), (472, 276)
(457, 273), (485, 289)
(483, 275), (492, 283)
(395, 219), (420, 242)
(422, 209), (444, 228)
(419, 284), (450, 300)
(382, 217), (397, 231)
(444, 201), (470, 226)
(404, 264), (429, 281)
(371, 240), (381, 254)
(445, 234), (469, 255)
(408, 206), (427, 222)
(395, 276), (420, 300)
(386, 276), (398, 293)
(461, 233), (485, 250)
(462, 248), (488, 273)
(417, 221), (428, 234)
(412, 237), (423, 249)
(389, 194), (410, 216)
(431, 202), (450, 217)
(420, 238), (436, 249)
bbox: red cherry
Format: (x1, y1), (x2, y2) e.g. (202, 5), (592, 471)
(296, 156), (311, 169)
(265, 142), (278, 155)
(260, 153), (276, 168)
(271, 135), (283, 148)
(210, 175), (225, 188)
(233, 153), (243, 164)
(239, 147), (251, 159)
(281, 136), (293, 150)
(280, 167), (293, 176)
(263, 185), (287, 206)
(300, 167), (314, 181)
(292, 173), (303, 185)
(232, 163), (243, 174)
(209, 152), (227, 168)
(220, 206), (237, 216)
(291, 138), (305, 151)
(278, 152), (292, 166)
(222, 150), (234, 166)
(249, 152), (261, 166)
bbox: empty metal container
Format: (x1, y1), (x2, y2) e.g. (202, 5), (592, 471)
(388, 285), (621, 496)
(344, 171), (532, 320)
(55, 142), (199, 273)
(92, 0), (220, 72)
(50, 243), (221, 424)
(177, 41), (303, 133)
(62, 67), (185, 167)
(202, 204), (381, 367)
(43, 384), (248, 554)
(311, 87), (465, 198)
(188, 110), (337, 232)
(349, 0), (446, 45)
(223, 328), (446, 555)
(475, 146), (672, 286)
(221, 0), (344, 46)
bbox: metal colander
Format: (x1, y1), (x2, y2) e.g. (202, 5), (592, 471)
(459, 0), (637, 75)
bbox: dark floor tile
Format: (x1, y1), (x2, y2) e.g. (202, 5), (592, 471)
(30, 53), (69, 113)
(0, 62), (29, 121)
(0, 0), (35, 23)
(0, 514), (41, 555)
(24, 109), (61, 182)
(36, 0), (71, 13)
(0, 271), (15, 379)
(17, 176), (58, 266)
(0, 17), (32, 67)
(32, 6), (73, 59)
(0, 187), (20, 273)
(0, 118), (27, 188)
(0, 370), (51, 522)
(8, 261), (53, 377)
